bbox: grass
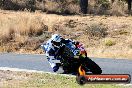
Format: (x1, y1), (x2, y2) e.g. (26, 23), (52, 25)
(0, 70), (131, 88)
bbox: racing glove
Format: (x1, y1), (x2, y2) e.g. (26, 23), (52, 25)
(53, 65), (59, 72)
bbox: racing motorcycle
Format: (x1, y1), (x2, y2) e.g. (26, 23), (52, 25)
(56, 42), (102, 75)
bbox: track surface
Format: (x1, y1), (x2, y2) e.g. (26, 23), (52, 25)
(0, 53), (132, 76)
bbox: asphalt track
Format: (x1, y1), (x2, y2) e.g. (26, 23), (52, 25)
(0, 53), (132, 82)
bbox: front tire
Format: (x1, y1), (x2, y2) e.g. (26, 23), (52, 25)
(84, 57), (102, 74)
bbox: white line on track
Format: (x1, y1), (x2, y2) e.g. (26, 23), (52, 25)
(0, 67), (75, 77)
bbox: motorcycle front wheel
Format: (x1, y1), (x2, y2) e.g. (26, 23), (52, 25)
(84, 57), (102, 74)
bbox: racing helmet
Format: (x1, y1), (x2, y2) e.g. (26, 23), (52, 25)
(51, 34), (62, 48)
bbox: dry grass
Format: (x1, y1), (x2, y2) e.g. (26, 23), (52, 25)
(0, 10), (50, 53)
(0, 10), (132, 59)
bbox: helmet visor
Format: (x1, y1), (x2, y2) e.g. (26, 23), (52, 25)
(51, 41), (61, 46)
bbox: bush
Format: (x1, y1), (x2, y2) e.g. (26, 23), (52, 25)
(129, 45), (132, 49)
(85, 23), (108, 38)
(105, 39), (116, 46)
(89, 0), (111, 15)
(45, 0), (79, 14)
(0, 0), (129, 15)
(110, 1), (127, 16)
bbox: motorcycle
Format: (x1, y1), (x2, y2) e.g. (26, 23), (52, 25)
(56, 42), (102, 75)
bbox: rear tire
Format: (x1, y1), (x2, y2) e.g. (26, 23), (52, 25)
(84, 57), (102, 74)
(76, 76), (86, 85)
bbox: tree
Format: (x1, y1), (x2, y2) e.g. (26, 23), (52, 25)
(80, 0), (88, 14)
(128, 0), (131, 13)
